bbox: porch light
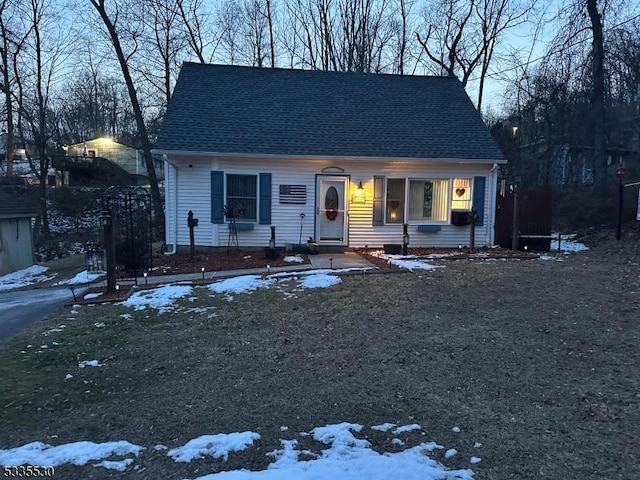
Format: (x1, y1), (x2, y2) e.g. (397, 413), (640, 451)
(351, 181), (366, 204)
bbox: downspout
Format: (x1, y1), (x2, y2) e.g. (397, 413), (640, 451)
(164, 157), (178, 255)
(488, 163), (499, 246)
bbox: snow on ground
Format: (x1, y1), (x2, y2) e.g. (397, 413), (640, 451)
(371, 253), (443, 272)
(371, 423), (396, 432)
(0, 265), (54, 291)
(0, 440), (142, 469)
(78, 360), (101, 368)
(0, 423), (479, 479)
(168, 432), (261, 463)
(55, 270), (105, 286)
(209, 275), (275, 299)
(283, 255), (304, 263)
(186, 422), (473, 480)
(550, 233), (589, 253)
(121, 284), (193, 313)
(297, 273), (342, 289)
(208, 270), (350, 300)
(392, 423), (421, 434)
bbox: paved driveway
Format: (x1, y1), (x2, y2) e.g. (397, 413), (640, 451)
(0, 287), (84, 341)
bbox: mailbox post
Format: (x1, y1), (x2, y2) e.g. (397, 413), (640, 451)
(187, 210), (199, 259)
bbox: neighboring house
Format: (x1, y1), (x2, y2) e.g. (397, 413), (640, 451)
(153, 63), (506, 251)
(61, 138), (163, 185)
(517, 141), (639, 187)
(0, 132), (29, 173)
(0, 177), (37, 275)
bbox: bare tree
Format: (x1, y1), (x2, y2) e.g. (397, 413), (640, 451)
(138, 0), (186, 107)
(176, 0), (220, 64)
(217, 0), (243, 64)
(89, 0), (164, 228)
(0, 0), (27, 176)
(11, 0), (72, 240)
(417, 0), (533, 110)
(283, 0), (395, 73)
(586, 0), (607, 188)
(266, 0), (276, 67)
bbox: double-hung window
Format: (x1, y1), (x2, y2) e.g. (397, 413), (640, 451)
(385, 179), (405, 224)
(226, 174), (257, 221)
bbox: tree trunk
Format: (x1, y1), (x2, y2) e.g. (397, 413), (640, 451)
(91, 1), (164, 234)
(586, 0), (607, 189)
(1, 28), (14, 176)
(266, 0), (275, 67)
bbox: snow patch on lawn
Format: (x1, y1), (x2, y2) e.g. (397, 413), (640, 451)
(78, 360), (101, 368)
(0, 441), (142, 468)
(209, 275), (274, 299)
(0, 265), (54, 291)
(122, 284), (193, 313)
(55, 270), (105, 286)
(551, 233), (589, 253)
(168, 432), (261, 463)
(393, 423), (421, 434)
(297, 273), (342, 289)
(368, 252), (443, 272)
(283, 255), (304, 263)
(186, 422), (470, 480)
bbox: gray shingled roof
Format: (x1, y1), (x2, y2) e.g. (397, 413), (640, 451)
(154, 63), (505, 161)
(0, 177), (37, 218)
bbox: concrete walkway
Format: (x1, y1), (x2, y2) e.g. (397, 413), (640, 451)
(308, 252), (377, 270)
(121, 252), (376, 287)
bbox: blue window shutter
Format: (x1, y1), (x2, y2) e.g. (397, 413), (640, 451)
(211, 171), (224, 224)
(259, 173), (272, 225)
(372, 176), (384, 226)
(473, 176), (486, 226)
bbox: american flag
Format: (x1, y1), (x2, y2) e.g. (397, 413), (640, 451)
(279, 184), (307, 204)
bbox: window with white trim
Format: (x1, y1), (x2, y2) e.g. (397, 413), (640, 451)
(408, 179), (449, 222)
(226, 174), (257, 221)
(451, 178), (471, 211)
(385, 179), (405, 224)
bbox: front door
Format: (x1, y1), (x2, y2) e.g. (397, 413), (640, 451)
(316, 176), (348, 246)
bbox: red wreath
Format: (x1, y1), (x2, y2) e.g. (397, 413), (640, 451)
(325, 208), (339, 221)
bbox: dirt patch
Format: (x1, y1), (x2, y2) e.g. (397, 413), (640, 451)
(1, 227), (638, 479)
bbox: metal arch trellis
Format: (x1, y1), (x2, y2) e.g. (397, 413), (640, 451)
(101, 186), (153, 280)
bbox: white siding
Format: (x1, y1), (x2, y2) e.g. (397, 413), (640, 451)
(166, 154), (499, 249)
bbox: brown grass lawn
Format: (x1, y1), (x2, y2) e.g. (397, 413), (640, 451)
(1, 227), (639, 480)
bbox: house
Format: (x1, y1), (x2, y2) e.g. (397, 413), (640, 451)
(59, 138), (163, 186)
(0, 132), (30, 174)
(153, 63), (506, 252)
(0, 177), (37, 275)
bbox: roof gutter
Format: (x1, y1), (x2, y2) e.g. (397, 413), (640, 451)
(152, 149), (508, 164)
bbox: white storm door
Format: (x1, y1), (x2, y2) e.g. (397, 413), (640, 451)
(316, 176), (348, 245)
